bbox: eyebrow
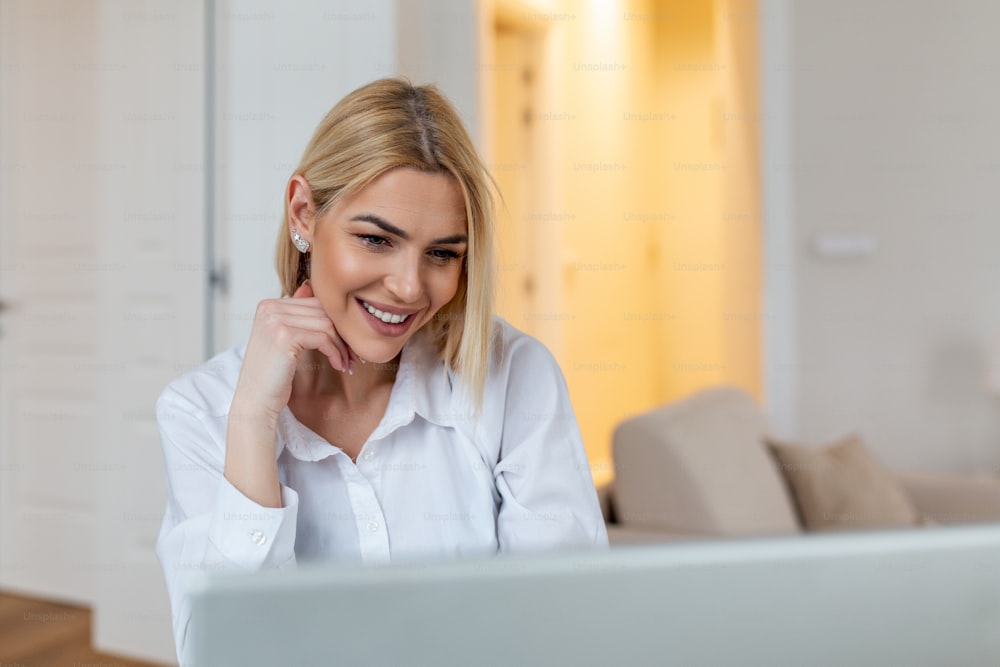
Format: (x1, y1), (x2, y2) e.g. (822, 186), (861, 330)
(350, 213), (468, 245)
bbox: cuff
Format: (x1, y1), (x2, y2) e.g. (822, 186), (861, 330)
(208, 478), (299, 570)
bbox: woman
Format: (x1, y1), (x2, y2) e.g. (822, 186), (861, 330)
(155, 78), (608, 664)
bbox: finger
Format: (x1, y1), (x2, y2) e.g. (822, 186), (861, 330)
(268, 315), (348, 371)
(282, 294), (331, 314)
(292, 280), (314, 299)
(268, 314), (339, 333)
(257, 302), (330, 323)
(330, 335), (352, 374)
(334, 340), (358, 372)
(301, 327), (351, 374)
(300, 331), (348, 373)
(335, 341), (352, 374)
(281, 300), (354, 370)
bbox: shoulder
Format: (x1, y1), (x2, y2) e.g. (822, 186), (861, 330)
(487, 316), (563, 380)
(156, 341), (248, 419)
(476, 316), (568, 415)
(448, 317), (572, 460)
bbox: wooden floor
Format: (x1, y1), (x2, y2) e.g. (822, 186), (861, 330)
(0, 591), (169, 666)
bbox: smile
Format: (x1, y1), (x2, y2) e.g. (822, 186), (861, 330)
(361, 300), (412, 324)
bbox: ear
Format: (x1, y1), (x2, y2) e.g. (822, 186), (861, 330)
(286, 174), (316, 240)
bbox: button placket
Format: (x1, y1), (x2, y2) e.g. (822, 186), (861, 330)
(337, 456), (391, 564)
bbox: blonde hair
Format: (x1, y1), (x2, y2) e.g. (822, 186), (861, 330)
(276, 78), (496, 411)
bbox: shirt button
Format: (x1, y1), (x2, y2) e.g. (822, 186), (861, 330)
(362, 450), (375, 461)
(250, 530), (267, 546)
(367, 521), (379, 532)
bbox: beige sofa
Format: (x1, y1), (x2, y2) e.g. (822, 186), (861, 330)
(596, 387), (1000, 545)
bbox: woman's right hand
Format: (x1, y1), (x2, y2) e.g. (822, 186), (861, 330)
(232, 280), (356, 421)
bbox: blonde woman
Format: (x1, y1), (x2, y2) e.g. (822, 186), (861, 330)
(155, 78), (608, 664)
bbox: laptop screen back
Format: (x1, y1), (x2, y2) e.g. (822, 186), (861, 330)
(188, 525), (1000, 666)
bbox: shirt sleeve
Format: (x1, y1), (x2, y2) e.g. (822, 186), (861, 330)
(492, 335), (610, 554)
(154, 387), (299, 666)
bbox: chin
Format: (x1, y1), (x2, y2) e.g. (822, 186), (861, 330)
(347, 315), (432, 365)
(347, 337), (407, 365)
(361, 348), (404, 365)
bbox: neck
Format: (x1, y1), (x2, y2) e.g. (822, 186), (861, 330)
(292, 349), (400, 409)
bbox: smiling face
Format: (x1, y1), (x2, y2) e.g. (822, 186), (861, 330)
(296, 168), (468, 364)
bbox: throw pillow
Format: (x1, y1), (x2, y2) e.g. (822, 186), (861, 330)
(767, 433), (922, 531)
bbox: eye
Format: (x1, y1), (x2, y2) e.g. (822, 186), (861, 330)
(428, 248), (462, 264)
(357, 234), (391, 249)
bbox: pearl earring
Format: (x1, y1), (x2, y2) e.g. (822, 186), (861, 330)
(292, 229), (310, 253)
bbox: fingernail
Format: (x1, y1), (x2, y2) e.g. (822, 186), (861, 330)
(348, 361), (354, 375)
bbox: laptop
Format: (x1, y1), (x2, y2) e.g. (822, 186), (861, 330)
(188, 524), (1000, 666)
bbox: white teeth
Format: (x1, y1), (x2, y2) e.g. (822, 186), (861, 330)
(362, 301), (409, 324)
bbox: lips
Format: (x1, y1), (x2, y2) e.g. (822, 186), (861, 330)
(355, 298), (420, 338)
(358, 299), (418, 323)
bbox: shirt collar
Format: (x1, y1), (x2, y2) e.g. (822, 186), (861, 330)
(271, 330), (459, 462)
(372, 329), (454, 436)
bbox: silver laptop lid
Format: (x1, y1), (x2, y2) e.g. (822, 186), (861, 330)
(188, 524), (1000, 666)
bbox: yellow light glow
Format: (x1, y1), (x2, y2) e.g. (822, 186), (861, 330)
(488, 0), (762, 486)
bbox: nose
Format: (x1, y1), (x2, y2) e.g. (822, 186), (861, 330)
(384, 253), (423, 304)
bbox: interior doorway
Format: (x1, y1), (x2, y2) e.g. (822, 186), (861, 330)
(484, 0), (763, 482)
(488, 13), (546, 341)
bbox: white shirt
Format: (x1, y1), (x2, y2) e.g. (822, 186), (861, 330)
(155, 316), (609, 665)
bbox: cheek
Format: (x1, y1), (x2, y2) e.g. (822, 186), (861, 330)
(314, 245), (347, 276)
(312, 244), (369, 289)
(433, 265), (464, 305)
(308, 253), (354, 316)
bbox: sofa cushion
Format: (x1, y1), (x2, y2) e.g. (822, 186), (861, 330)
(612, 387), (801, 537)
(767, 433), (922, 531)
(896, 472), (1000, 524)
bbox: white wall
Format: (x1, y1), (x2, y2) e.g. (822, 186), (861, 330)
(0, 0), (107, 606)
(763, 0), (1000, 470)
(91, 0), (208, 661)
(396, 0), (483, 144)
(215, 0), (396, 348)
(760, 0), (798, 439)
(0, 1), (209, 663)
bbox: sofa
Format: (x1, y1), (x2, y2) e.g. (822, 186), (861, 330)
(596, 386), (1000, 545)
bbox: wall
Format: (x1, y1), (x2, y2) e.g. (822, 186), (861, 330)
(0, 0), (107, 606)
(90, 0), (209, 661)
(763, 0), (1000, 470)
(396, 0), (483, 143)
(0, 0), (209, 662)
(216, 0), (396, 348)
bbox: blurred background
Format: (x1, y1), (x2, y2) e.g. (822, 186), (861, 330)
(1, 0), (1000, 663)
